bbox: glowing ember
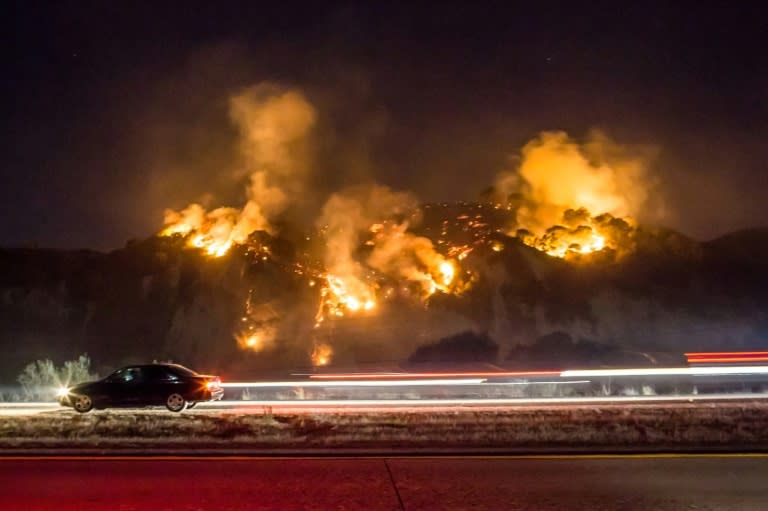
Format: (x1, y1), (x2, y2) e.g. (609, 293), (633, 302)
(311, 343), (333, 367)
(237, 332), (265, 352)
(236, 323), (277, 352)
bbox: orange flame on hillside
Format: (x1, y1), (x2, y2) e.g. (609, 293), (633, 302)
(494, 131), (654, 260)
(516, 208), (635, 259)
(311, 343), (333, 367)
(314, 274), (376, 326)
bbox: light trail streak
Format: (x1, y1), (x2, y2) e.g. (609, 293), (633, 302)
(220, 378), (487, 388)
(225, 365), (768, 389)
(686, 351), (768, 364)
(305, 370), (561, 380)
(200, 393), (768, 407)
(560, 365), (768, 377)
(687, 357), (768, 363)
(685, 351), (768, 357)
(495, 380), (590, 385)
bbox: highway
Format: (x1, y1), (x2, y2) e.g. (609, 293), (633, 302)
(2, 392), (767, 416)
(2, 454), (767, 510)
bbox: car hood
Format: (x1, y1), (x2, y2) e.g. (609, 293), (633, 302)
(68, 380), (101, 394)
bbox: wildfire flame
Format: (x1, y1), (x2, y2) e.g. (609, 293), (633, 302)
(161, 204), (254, 258)
(516, 208), (635, 259)
(493, 131), (652, 260)
(366, 220), (464, 298)
(315, 274), (376, 326)
(164, 91), (666, 364)
(438, 261), (455, 286)
(311, 343), (333, 367)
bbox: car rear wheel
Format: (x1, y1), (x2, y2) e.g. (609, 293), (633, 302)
(73, 395), (93, 413)
(165, 393), (187, 412)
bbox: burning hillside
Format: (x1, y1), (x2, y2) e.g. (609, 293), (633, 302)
(1, 218), (768, 383)
(154, 85), (673, 366)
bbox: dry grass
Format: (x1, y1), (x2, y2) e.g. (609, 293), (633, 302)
(2, 401), (768, 451)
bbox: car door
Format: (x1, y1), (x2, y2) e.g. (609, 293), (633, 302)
(116, 367), (148, 406)
(101, 367), (136, 406)
(144, 366), (185, 404)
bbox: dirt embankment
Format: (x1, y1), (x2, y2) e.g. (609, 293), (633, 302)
(2, 401), (768, 453)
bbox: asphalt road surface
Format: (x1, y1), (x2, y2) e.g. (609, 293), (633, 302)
(2, 454), (767, 510)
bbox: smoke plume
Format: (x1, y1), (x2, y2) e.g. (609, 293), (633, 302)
(367, 222), (455, 297)
(495, 130), (658, 234)
(317, 184), (419, 299)
(161, 84), (316, 249)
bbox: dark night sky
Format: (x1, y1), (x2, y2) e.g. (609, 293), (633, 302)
(3, 1), (768, 249)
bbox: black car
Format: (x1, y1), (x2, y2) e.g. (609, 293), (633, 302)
(59, 363), (224, 413)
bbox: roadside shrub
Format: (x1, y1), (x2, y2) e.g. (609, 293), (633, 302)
(17, 354), (98, 401)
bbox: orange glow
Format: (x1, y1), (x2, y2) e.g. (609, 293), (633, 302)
(311, 343), (333, 367)
(494, 131), (651, 260)
(236, 329), (275, 352)
(160, 205), (250, 258)
(438, 261), (455, 286)
(315, 274), (377, 326)
(516, 209), (626, 259)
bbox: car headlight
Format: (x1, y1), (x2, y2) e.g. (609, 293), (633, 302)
(56, 387), (70, 397)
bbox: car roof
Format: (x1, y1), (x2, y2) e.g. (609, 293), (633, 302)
(117, 363), (194, 371)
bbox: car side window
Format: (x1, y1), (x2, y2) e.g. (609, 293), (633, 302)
(144, 366), (180, 382)
(122, 367), (143, 383)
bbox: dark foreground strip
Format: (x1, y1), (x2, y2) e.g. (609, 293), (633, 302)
(2, 449), (768, 459)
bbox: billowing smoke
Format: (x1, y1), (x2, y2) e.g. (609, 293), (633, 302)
(161, 84), (316, 254)
(494, 130), (658, 257)
(314, 184), (463, 324)
(496, 130), (656, 233)
(316, 184), (418, 307)
(367, 222), (456, 297)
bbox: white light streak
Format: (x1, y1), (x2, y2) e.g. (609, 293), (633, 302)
(560, 365), (768, 378)
(220, 378), (487, 388)
(496, 380), (591, 385)
(198, 393), (768, 408)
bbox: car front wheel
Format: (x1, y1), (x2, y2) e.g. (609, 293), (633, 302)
(165, 393), (187, 412)
(73, 395), (94, 413)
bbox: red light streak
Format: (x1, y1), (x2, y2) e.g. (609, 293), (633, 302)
(686, 351), (768, 364)
(685, 351), (768, 357)
(687, 357), (768, 363)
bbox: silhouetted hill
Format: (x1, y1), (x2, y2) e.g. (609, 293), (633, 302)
(1, 208), (767, 382)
